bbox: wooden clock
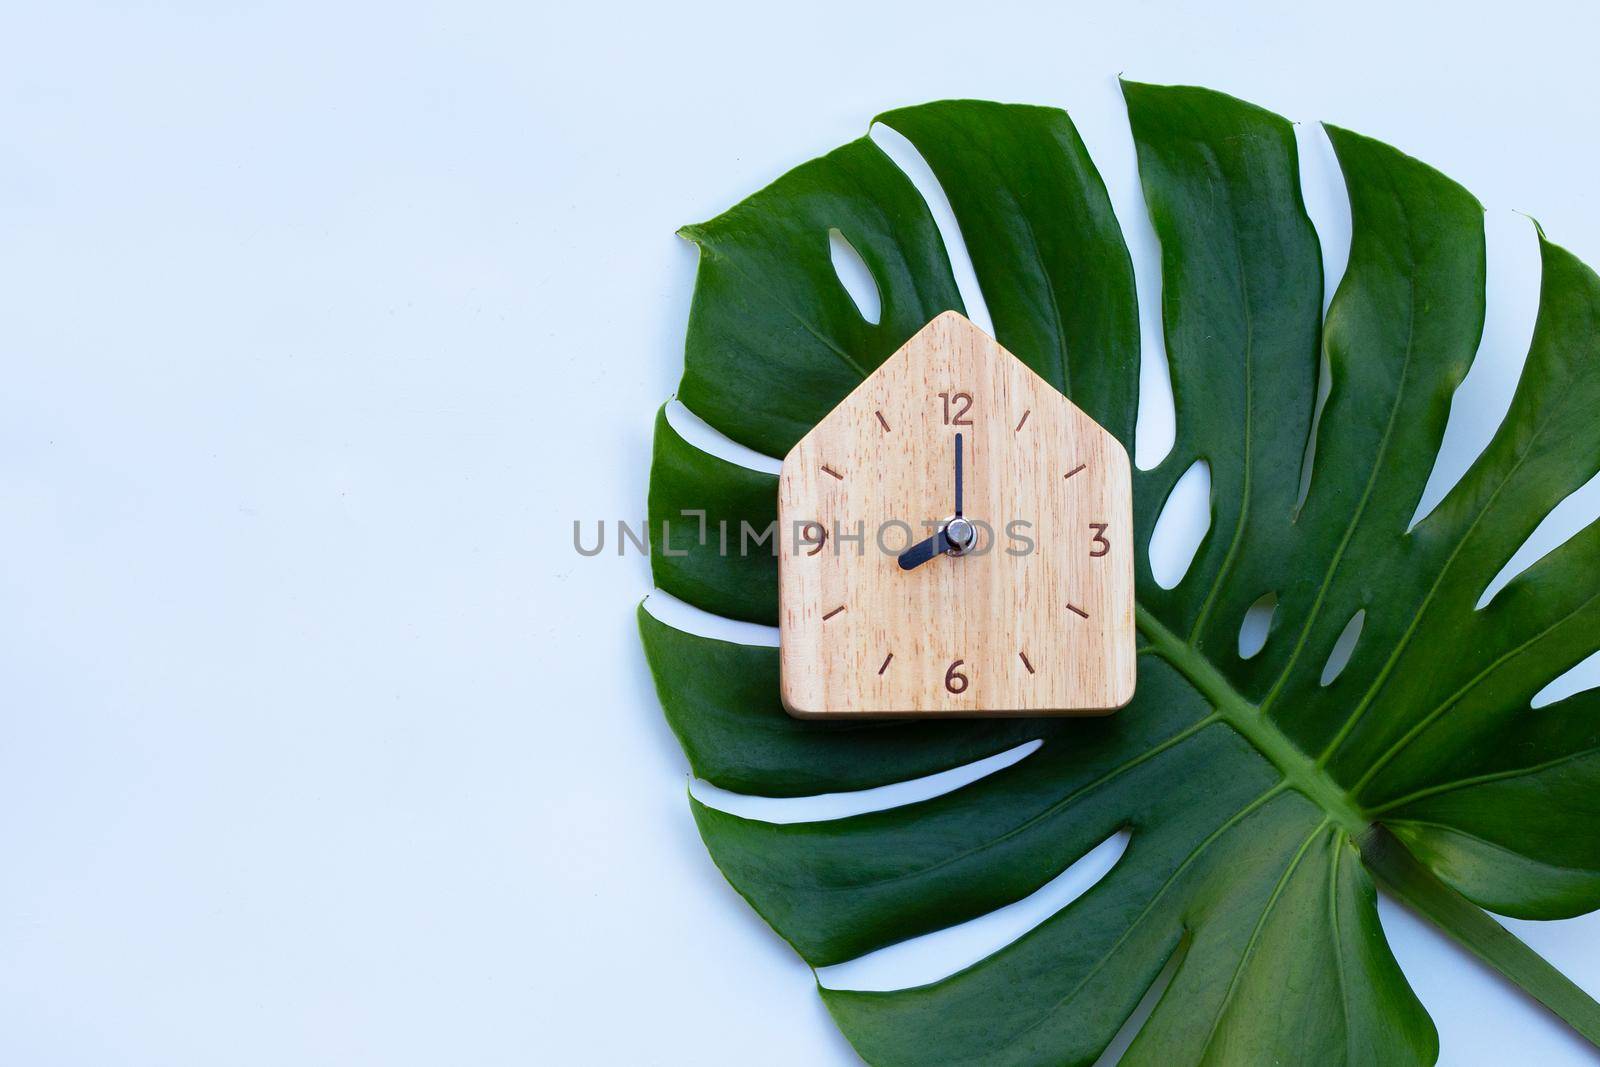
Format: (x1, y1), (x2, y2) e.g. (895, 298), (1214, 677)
(777, 311), (1135, 718)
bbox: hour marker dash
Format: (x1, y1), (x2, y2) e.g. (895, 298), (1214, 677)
(1067, 604), (1089, 619)
(1064, 463), (1087, 480)
(821, 465), (844, 480)
(1014, 410), (1030, 432)
(1018, 651), (1035, 674)
(822, 605), (847, 621)
(877, 652), (894, 675)
(875, 411), (891, 432)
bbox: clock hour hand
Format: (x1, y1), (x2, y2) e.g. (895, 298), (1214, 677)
(897, 527), (952, 571)
(898, 515), (978, 570)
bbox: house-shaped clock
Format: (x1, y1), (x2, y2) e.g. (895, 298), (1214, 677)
(778, 311), (1136, 718)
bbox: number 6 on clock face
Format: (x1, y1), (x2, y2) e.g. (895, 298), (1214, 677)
(776, 311), (1136, 718)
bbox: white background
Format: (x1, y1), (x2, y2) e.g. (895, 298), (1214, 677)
(5, 1), (1600, 1064)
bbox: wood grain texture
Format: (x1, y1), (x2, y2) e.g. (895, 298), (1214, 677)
(778, 311), (1135, 717)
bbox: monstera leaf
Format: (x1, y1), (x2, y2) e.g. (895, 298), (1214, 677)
(640, 82), (1600, 1064)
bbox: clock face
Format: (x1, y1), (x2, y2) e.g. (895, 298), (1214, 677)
(778, 311), (1135, 717)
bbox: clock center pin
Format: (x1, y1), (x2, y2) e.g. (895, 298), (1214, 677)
(944, 517), (977, 555)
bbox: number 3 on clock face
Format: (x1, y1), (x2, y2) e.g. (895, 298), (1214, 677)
(777, 311), (1136, 719)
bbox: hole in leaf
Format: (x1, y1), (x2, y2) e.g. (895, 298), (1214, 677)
(1478, 467), (1600, 609)
(828, 227), (882, 325)
(1320, 609), (1366, 686)
(1296, 122), (1352, 316)
(1101, 101), (1176, 473)
(1092, 931), (1190, 1066)
(691, 739), (1042, 824)
(817, 829), (1130, 992)
(1237, 593), (1278, 660)
(1130, 252), (1176, 473)
(1133, 309), (1176, 472)
(1149, 459), (1211, 590)
(1295, 351), (1333, 515)
(641, 589), (779, 648)
(662, 399), (782, 474)
(868, 123), (994, 335)
(1532, 649), (1600, 709)
(1410, 211), (1542, 531)
(1292, 123), (1345, 512)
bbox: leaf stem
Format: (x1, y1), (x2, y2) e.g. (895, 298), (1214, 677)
(1359, 825), (1600, 1046)
(1138, 605), (1600, 1050)
(1135, 606), (1367, 836)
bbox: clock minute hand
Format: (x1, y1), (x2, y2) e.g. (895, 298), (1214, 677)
(954, 432), (963, 518)
(897, 527), (952, 571)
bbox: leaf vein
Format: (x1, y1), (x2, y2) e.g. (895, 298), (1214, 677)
(989, 784), (1289, 1055)
(1195, 820), (1330, 1060)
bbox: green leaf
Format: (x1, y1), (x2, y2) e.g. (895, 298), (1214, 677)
(641, 85), (1600, 1064)
(647, 405), (778, 625)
